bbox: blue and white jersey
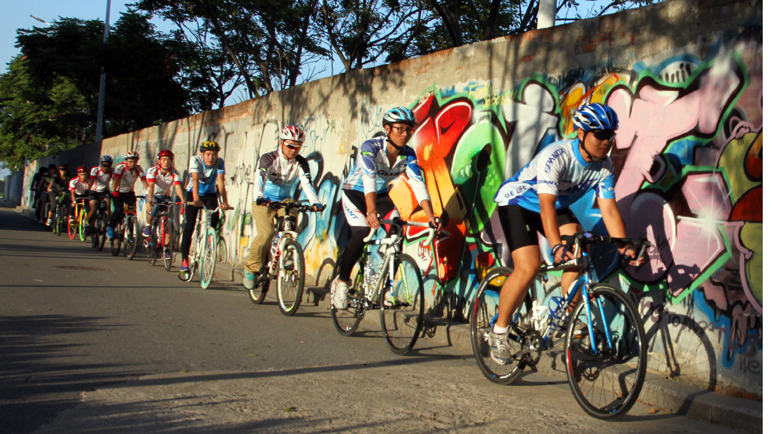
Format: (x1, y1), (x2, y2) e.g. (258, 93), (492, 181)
(253, 150), (320, 204)
(495, 138), (615, 212)
(342, 137), (430, 204)
(185, 155), (225, 196)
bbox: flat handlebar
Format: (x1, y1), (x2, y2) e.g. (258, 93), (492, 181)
(362, 217), (437, 247)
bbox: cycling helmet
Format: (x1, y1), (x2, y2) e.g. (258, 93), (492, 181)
(124, 151), (139, 160)
(200, 140), (220, 152)
(573, 103), (619, 131)
(157, 149), (174, 159)
(77, 165), (88, 173)
(279, 125), (305, 143)
(382, 107), (417, 126)
(100, 155), (113, 163)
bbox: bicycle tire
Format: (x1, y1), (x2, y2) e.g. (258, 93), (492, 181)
(200, 228), (217, 289)
(91, 215), (99, 248)
(110, 220), (122, 256)
(248, 273), (270, 304)
(162, 218), (174, 271)
(379, 254), (424, 355)
(78, 209), (88, 242)
(277, 239), (305, 316)
(309, 257), (336, 304)
(216, 237), (227, 263)
(565, 284), (647, 420)
(124, 217), (139, 260)
(98, 214), (108, 251)
(147, 220), (159, 266)
(470, 267), (531, 385)
(331, 267), (364, 336)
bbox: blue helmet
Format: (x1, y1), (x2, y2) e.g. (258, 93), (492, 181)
(382, 107), (417, 126)
(573, 103), (619, 131)
(100, 155), (113, 163)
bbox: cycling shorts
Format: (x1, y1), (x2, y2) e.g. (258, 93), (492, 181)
(498, 204), (579, 252)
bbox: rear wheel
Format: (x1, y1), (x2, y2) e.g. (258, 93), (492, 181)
(470, 267), (530, 385)
(565, 284), (647, 420)
(200, 228), (217, 289)
(380, 254), (424, 355)
(147, 220), (159, 266)
(162, 218), (174, 271)
(331, 267), (364, 336)
(248, 272), (270, 304)
(277, 239), (305, 316)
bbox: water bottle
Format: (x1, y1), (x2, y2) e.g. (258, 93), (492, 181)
(532, 301), (549, 332)
(270, 235), (281, 271)
(364, 261), (378, 294)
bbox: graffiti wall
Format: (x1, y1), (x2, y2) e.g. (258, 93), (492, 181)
(22, 0), (761, 399)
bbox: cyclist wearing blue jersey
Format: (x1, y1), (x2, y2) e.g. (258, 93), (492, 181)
(179, 140), (232, 273)
(242, 125), (324, 290)
(488, 103), (644, 365)
(330, 106), (442, 310)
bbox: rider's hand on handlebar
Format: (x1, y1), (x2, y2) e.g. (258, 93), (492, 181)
(620, 244), (647, 267)
(220, 202), (233, 210)
(312, 203), (325, 212)
(255, 197), (270, 206)
(428, 216), (442, 234)
(552, 244), (574, 265)
(366, 211), (379, 229)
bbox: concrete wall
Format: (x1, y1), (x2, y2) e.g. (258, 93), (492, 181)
(21, 0), (762, 399)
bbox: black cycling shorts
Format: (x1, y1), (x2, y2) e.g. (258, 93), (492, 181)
(498, 204), (580, 252)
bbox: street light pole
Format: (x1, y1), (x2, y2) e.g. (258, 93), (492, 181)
(95, 0), (112, 145)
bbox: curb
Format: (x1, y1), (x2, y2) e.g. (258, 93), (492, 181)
(214, 261), (762, 433)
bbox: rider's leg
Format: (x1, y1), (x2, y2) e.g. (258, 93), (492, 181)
(245, 202), (277, 275)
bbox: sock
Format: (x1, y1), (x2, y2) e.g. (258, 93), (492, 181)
(493, 325), (508, 334)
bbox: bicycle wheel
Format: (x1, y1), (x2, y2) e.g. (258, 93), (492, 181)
(78, 209), (88, 242)
(248, 272), (270, 304)
(91, 216), (99, 249)
(200, 228), (217, 289)
(124, 217), (139, 260)
(98, 214), (108, 251)
(470, 267), (531, 385)
(380, 254), (424, 355)
(52, 206), (61, 235)
(331, 266), (364, 336)
(162, 218), (174, 271)
(147, 221), (159, 266)
(277, 239), (305, 316)
(68, 209), (77, 240)
(216, 237), (227, 263)
(110, 221), (123, 256)
(565, 284), (647, 420)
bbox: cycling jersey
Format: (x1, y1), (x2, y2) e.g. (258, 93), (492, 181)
(342, 137), (430, 204)
(113, 163), (146, 193)
(147, 165), (182, 196)
(253, 150), (321, 204)
(69, 177), (90, 196)
(89, 166), (113, 192)
(494, 138), (615, 212)
(48, 176), (68, 193)
(185, 155), (225, 196)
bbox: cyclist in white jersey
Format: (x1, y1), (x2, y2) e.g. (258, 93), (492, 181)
(142, 149), (185, 241)
(242, 125), (324, 289)
(488, 103), (644, 365)
(330, 106), (442, 310)
(107, 151), (147, 239)
(69, 166), (91, 222)
(179, 140), (232, 274)
(86, 155), (114, 233)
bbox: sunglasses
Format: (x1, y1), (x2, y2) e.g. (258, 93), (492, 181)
(285, 143), (301, 150)
(591, 130), (616, 141)
(391, 125), (415, 135)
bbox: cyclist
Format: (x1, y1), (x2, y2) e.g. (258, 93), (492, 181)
(179, 140), (232, 274)
(106, 151), (147, 239)
(243, 125), (324, 290)
(488, 103), (645, 365)
(46, 165), (70, 227)
(31, 167), (47, 221)
(69, 166), (91, 223)
(330, 106), (442, 309)
(37, 164), (56, 224)
(142, 149), (185, 256)
(87, 155), (115, 233)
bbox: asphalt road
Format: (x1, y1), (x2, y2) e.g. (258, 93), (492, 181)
(0, 205), (751, 433)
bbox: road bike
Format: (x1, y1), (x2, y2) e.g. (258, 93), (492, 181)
(331, 217), (436, 355)
(247, 201), (325, 316)
(110, 194), (144, 260)
(144, 198), (181, 271)
(50, 191), (69, 236)
(470, 232), (650, 420)
(179, 200), (231, 289)
(69, 198), (89, 241)
(90, 192), (111, 251)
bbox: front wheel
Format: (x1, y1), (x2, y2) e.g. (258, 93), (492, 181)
(565, 284), (647, 420)
(200, 228), (217, 289)
(97, 214), (108, 251)
(276, 239), (305, 316)
(470, 267), (531, 385)
(146, 221), (159, 266)
(78, 209), (88, 242)
(380, 254), (424, 355)
(162, 219), (174, 271)
(331, 267), (364, 337)
(124, 216), (139, 260)
(110, 221), (123, 256)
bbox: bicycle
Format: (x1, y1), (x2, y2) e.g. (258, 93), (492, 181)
(110, 195), (144, 260)
(69, 198), (89, 241)
(50, 191), (69, 236)
(246, 201), (325, 316)
(144, 198), (181, 271)
(469, 232), (650, 420)
(90, 192), (111, 251)
(331, 217), (436, 355)
(179, 200), (231, 289)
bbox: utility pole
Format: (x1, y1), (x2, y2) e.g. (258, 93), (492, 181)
(95, 0), (112, 144)
(537, 0), (557, 29)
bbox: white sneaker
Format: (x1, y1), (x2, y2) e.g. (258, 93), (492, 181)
(46, 218), (53, 226)
(331, 279), (349, 310)
(487, 326), (514, 365)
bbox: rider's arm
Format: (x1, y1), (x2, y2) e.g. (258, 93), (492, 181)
(216, 173), (229, 208)
(403, 151), (439, 229)
(139, 166), (148, 191)
(597, 197), (640, 263)
(146, 180), (155, 204)
(191, 173), (200, 203)
(253, 152), (272, 203)
(174, 183), (185, 204)
(538, 193), (564, 249)
(295, 156), (322, 206)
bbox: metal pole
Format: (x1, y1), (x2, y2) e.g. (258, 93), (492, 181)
(537, 0), (557, 29)
(95, 0), (111, 144)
